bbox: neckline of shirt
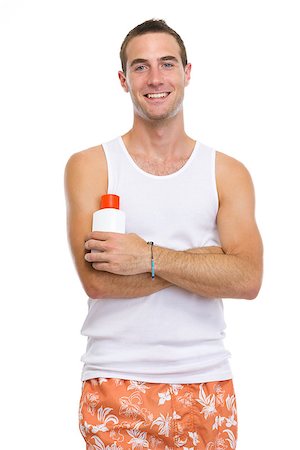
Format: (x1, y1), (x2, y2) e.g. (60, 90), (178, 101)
(117, 136), (200, 179)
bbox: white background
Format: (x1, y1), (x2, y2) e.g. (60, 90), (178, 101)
(1, 1), (299, 448)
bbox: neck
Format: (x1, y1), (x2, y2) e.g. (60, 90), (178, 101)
(123, 110), (194, 160)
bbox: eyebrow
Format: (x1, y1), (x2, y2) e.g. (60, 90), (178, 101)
(130, 56), (179, 67)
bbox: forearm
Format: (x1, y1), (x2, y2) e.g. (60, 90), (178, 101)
(154, 246), (261, 300)
(84, 230), (261, 299)
(87, 269), (170, 299)
(86, 245), (224, 299)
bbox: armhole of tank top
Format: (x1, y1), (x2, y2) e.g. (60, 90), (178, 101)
(101, 142), (115, 194)
(211, 149), (220, 215)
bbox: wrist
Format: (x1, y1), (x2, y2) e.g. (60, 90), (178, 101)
(146, 241), (155, 278)
(149, 245), (167, 276)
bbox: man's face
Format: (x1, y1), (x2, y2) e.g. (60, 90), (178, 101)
(119, 32), (191, 122)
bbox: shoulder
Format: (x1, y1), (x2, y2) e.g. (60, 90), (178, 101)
(64, 144), (108, 199)
(215, 150), (255, 203)
(65, 144), (106, 174)
(216, 150), (250, 177)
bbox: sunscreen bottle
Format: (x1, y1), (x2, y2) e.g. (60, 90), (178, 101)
(92, 194), (126, 233)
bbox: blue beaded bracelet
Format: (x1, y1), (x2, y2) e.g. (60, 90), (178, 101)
(147, 241), (155, 279)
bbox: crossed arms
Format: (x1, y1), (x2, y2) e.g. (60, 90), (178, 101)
(64, 145), (263, 300)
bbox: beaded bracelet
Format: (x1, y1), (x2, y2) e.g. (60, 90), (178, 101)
(147, 241), (155, 279)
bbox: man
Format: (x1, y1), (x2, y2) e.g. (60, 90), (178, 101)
(65, 19), (263, 450)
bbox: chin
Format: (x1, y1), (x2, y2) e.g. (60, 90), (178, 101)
(137, 106), (182, 122)
(133, 96), (183, 122)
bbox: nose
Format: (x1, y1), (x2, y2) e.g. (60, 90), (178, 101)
(147, 66), (164, 87)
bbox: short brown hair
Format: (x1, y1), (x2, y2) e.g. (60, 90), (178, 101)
(120, 19), (188, 75)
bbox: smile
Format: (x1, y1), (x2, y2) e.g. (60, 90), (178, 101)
(144, 92), (171, 99)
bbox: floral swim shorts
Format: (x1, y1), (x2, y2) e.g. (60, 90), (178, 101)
(79, 377), (238, 450)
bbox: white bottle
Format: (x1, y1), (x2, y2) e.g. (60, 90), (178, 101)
(92, 194), (126, 233)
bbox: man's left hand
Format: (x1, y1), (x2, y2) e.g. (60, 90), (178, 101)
(84, 231), (150, 275)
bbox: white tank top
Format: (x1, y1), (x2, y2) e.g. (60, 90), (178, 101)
(81, 136), (232, 383)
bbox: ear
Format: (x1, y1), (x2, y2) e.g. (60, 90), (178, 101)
(118, 71), (129, 93)
(184, 63), (192, 87)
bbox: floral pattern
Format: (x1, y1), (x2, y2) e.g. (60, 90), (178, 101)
(79, 378), (238, 449)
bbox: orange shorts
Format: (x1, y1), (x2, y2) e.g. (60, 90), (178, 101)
(79, 377), (238, 450)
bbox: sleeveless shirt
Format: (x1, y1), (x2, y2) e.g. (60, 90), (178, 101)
(80, 136), (232, 383)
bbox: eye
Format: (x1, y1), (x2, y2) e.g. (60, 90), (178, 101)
(135, 65), (147, 72)
(162, 62), (174, 69)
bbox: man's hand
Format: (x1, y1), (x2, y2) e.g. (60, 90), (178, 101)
(84, 231), (150, 276)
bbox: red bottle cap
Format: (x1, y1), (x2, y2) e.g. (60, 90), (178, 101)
(100, 194), (120, 209)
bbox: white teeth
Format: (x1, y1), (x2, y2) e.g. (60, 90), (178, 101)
(146, 92), (169, 98)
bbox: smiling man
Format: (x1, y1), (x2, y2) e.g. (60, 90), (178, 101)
(122, 36), (188, 122)
(65, 19), (263, 450)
